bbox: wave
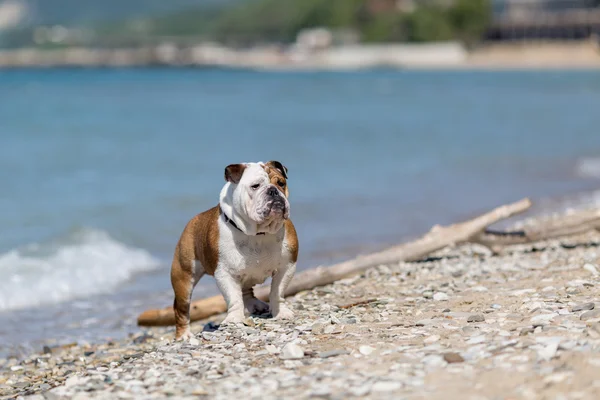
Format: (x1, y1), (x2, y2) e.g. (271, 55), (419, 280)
(0, 228), (160, 311)
(576, 157), (600, 179)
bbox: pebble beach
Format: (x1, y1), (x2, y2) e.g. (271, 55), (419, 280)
(2, 211), (600, 400)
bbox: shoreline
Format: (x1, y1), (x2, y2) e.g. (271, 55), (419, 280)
(1, 41), (599, 71)
(2, 209), (600, 399)
(1, 187), (599, 355)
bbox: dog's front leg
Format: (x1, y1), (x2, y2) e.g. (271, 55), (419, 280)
(215, 268), (245, 325)
(270, 262), (296, 320)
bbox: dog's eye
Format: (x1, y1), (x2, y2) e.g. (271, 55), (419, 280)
(277, 181), (285, 188)
(251, 184), (260, 190)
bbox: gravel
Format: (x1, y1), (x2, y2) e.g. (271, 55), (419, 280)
(2, 222), (600, 399)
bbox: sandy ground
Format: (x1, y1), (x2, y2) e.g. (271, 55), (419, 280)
(1, 41), (599, 70)
(467, 42), (600, 69)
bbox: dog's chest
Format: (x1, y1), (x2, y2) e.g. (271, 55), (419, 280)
(219, 230), (288, 285)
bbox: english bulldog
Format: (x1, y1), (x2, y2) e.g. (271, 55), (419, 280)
(170, 161), (298, 340)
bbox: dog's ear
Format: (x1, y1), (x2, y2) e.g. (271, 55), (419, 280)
(266, 161), (288, 179)
(224, 164), (246, 184)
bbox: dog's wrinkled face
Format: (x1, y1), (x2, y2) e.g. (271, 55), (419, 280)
(263, 160), (289, 198)
(221, 161), (290, 235)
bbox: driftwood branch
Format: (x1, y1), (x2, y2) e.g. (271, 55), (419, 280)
(137, 198), (600, 327)
(474, 209), (600, 248)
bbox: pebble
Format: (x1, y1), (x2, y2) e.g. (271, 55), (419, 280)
(537, 343), (559, 361)
(571, 302), (595, 312)
(580, 309), (600, 321)
(310, 385), (331, 397)
(265, 344), (279, 354)
(372, 381), (402, 392)
(3, 224), (600, 400)
(433, 292), (449, 301)
(462, 326), (478, 335)
(424, 335), (440, 344)
(323, 325), (339, 334)
(191, 386), (209, 395)
(530, 313), (556, 326)
(443, 352), (465, 363)
(520, 327), (535, 336)
(280, 343), (305, 360)
(318, 349), (349, 359)
(583, 263), (599, 276)
(311, 322), (326, 335)
(349, 384), (371, 397)
(467, 314), (485, 323)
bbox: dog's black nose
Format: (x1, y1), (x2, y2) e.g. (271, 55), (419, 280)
(268, 187), (280, 197)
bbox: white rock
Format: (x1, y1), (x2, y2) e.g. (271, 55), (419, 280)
(65, 376), (83, 387)
(189, 337), (200, 346)
(567, 279), (594, 288)
(466, 335), (486, 345)
(349, 384), (372, 396)
(530, 313), (556, 325)
(584, 263), (599, 276)
(310, 385), (331, 397)
(422, 354), (446, 368)
(280, 343), (304, 360)
(433, 292), (449, 301)
(359, 345), (376, 355)
(558, 340), (577, 351)
(537, 344), (559, 361)
(543, 372), (572, 384)
(424, 335), (440, 344)
(324, 324), (338, 334)
(265, 344), (279, 354)
(372, 381), (402, 392)
(511, 288), (536, 296)
(522, 301), (544, 312)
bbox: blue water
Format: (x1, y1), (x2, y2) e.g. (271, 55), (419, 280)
(1, 68), (600, 352)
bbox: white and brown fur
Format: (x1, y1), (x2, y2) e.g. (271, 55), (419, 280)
(170, 161), (298, 340)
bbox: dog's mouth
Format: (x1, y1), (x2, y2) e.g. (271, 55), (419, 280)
(264, 199), (287, 219)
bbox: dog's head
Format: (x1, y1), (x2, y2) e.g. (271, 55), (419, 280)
(220, 161), (290, 235)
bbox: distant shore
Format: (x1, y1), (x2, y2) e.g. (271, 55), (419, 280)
(1, 41), (599, 70)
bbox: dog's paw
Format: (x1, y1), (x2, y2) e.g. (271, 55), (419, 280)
(271, 305), (294, 320)
(175, 329), (194, 341)
(221, 313), (245, 326)
(244, 298), (270, 315)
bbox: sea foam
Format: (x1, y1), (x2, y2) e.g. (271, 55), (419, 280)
(0, 228), (160, 311)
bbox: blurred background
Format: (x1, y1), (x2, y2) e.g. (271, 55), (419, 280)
(1, 0), (600, 355)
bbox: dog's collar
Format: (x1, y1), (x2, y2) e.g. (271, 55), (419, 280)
(223, 212), (265, 236)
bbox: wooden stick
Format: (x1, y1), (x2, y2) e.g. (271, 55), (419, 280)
(138, 198), (533, 327)
(137, 295), (226, 327)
